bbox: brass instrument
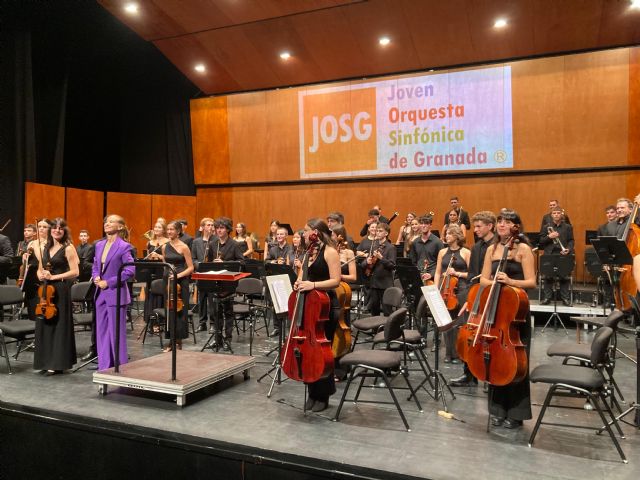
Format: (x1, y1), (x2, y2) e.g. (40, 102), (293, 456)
(547, 224), (566, 251)
(143, 230), (153, 240)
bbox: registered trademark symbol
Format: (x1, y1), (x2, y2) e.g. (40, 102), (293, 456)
(494, 150), (507, 163)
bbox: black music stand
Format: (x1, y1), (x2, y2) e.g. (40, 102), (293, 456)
(265, 262), (297, 285)
(590, 236), (633, 313)
(540, 254), (575, 334)
(396, 264), (425, 328)
(279, 223), (294, 236)
(198, 261), (243, 354)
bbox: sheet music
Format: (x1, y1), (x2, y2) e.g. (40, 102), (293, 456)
(199, 269), (236, 275)
(421, 285), (453, 330)
(266, 274), (293, 314)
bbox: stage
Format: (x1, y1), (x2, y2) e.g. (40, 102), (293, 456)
(0, 309), (638, 479)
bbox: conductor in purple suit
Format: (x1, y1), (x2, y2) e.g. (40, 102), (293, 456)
(92, 215), (135, 371)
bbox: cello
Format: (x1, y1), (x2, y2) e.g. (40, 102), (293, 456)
(613, 196), (640, 310)
(280, 234), (334, 383)
(455, 227), (528, 386)
(332, 282), (353, 359)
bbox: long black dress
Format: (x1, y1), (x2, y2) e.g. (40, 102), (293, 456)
(488, 259), (532, 421)
(33, 247), (77, 371)
(306, 245), (340, 403)
(441, 248), (468, 360)
(164, 243), (190, 340)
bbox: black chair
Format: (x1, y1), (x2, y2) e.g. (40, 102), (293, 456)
(547, 309), (625, 405)
(529, 327), (627, 463)
(233, 277), (265, 354)
(71, 282), (93, 331)
(147, 278), (197, 347)
(0, 285), (36, 374)
(334, 308), (423, 432)
(351, 286), (403, 351)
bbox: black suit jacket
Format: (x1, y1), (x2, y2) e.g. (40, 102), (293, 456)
(360, 241), (396, 289)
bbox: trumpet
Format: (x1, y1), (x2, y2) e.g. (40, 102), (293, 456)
(143, 230), (153, 240)
(547, 225), (566, 251)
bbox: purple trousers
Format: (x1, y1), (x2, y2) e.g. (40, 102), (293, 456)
(95, 292), (129, 371)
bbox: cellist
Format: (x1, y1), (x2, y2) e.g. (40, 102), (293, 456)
(632, 194), (640, 297)
(480, 209), (536, 429)
(294, 218), (341, 413)
(433, 224), (470, 364)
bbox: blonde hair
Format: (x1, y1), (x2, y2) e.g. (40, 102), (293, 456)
(445, 224), (465, 246)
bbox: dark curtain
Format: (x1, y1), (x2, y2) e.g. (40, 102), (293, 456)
(0, 0), (198, 245)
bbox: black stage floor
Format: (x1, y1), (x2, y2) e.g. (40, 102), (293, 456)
(1, 306), (638, 479)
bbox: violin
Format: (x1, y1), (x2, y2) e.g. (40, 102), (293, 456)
(167, 276), (183, 313)
(439, 252), (459, 311)
(421, 259), (434, 286)
(455, 227), (528, 386)
(37, 261), (57, 321)
(364, 241), (382, 277)
(332, 281), (353, 358)
(280, 234), (333, 383)
(613, 196), (640, 310)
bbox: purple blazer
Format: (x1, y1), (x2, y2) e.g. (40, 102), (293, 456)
(92, 237), (136, 307)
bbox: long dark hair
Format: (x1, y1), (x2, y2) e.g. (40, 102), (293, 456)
(47, 217), (71, 249)
(306, 218), (335, 248)
(494, 209), (531, 246)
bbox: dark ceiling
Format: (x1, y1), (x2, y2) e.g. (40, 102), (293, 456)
(100, 0), (639, 95)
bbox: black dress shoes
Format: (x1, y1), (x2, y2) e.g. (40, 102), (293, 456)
(269, 329), (281, 338)
(540, 298), (551, 305)
(490, 416), (504, 427)
(196, 324), (207, 332)
(80, 350), (97, 362)
(449, 374), (478, 387)
(312, 401), (328, 412)
(562, 299), (572, 307)
(305, 397), (316, 410)
(503, 418), (523, 429)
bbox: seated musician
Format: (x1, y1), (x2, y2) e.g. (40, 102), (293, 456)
(360, 222), (396, 316)
(264, 226), (291, 264)
(409, 214), (444, 283)
(208, 217), (245, 348)
(480, 209), (536, 429)
(433, 225), (470, 364)
(539, 206), (574, 306)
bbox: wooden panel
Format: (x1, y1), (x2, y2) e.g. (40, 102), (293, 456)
(106, 193), (152, 257)
(191, 97), (231, 185)
(198, 169), (634, 280)
(151, 194), (197, 238)
(65, 188), (104, 244)
(630, 47), (640, 166)
(24, 182), (65, 225)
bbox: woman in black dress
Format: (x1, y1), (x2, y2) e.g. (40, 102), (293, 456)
(33, 218), (80, 375)
(294, 218), (341, 412)
(480, 209), (536, 429)
(159, 220), (194, 351)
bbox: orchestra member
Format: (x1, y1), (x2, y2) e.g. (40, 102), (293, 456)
(147, 219), (169, 255)
(177, 219), (193, 250)
(327, 212), (355, 250)
(208, 217), (244, 348)
(331, 225), (357, 284)
(76, 230), (95, 282)
(539, 206), (575, 306)
(361, 222), (396, 316)
(611, 197), (640, 238)
(265, 226), (291, 264)
(480, 209), (536, 429)
(434, 225), (470, 363)
(444, 209), (468, 238)
(450, 211), (496, 387)
(192, 217), (215, 332)
(409, 214), (444, 283)
(265, 220), (280, 250)
(540, 199), (571, 229)
(359, 208), (386, 237)
(395, 212), (417, 248)
(0, 231), (13, 286)
(234, 222), (254, 257)
(295, 218), (341, 412)
(16, 224), (36, 256)
(597, 205), (618, 236)
(442, 196), (471, 232)
(92, 215), (135, 370)
(286, 230), (306, 273)
(33, 218), (80, 375)
(158, 220), (194, 352)
(633, 194), (640, 296)
(355, 221), (377, 311)
(23, 220), (51, 321)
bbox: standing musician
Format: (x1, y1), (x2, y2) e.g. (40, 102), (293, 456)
(540, 199), (571, 229)
(16, 224), (36, 256)
(286, 230), (306, 274)
(234, 222), (255, 258)
(597, 205), (618, 236)
(92, 215), (135, 370)
(434, 225), (470, 364)
(0, 229), (13, 286)
(208, 217), (245, 347)
(442, 196), (471, 232)
(265, 226), (291, 264)
(444, 209), (468, 238)
(76, 230), (95, 282)
(332, 225), (357, 285)
(362, 223), (396, 316)
(146, 219), (169, 253)
(634, 194), (640, 296)
(450, 211), (496, 387)
(398, 217), (420, 257)
(23, 219), (51, 320)
(395, 212), (417, 247)
(264, 220), (280, 251)
(33, 218), (80, 375)
(359, 208), (387, 237)
(192, 217), (215, 332)
(612, 197), (640, 239)
(355, 221), (377, 311)
(480, 209), (536, 429)
(157, 220), (194, 352)
(294, 218), (341, 412)
(539, 206), (575, 306)
(177, 219), (194, 250)
(409, 214), (444, 284)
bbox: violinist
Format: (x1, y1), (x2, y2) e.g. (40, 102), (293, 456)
(409, 214), (444, 283)
(265, 227), (291, 264)
(450, 211), (495, 387)
(294, 218), (341, 412)
(33, 218), (80, 375)
(192, 217), (214, 332)
(23, 220), (51, 320)
(361, 223), (396, 316)
(433, 225), (470, 363)
(16, 224), (36, 257)
(92, 215), (135, 370)
(157, 220), (194, 352)
(480, 209), (536, 429)
(208, 217), (244, 348)
(539, 206), (574, 306)
(332, 225), (357, 284)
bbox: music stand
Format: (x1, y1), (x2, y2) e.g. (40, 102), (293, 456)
(279, 223), (294, 236)
(264, 262), (297, 285)
(590, 236), (633, 312)
(396, 264), (425, 327)
(197, 261), (243, 353)
(540, 254), (575, 334)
